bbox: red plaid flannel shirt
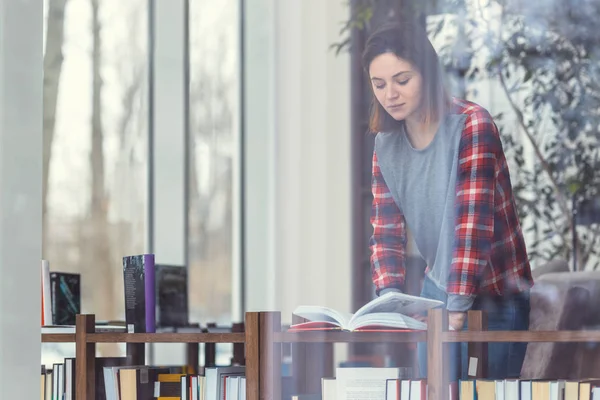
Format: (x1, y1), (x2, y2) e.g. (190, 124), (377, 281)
(370, 98), (533, 304)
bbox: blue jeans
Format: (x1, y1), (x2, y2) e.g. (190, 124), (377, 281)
(417, 277), (530, 381)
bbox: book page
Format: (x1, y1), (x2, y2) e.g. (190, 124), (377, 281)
(350, 312), (427, 331)
(336, 368), (400, 400)
(292, 306), (351, 328)
(353, 292), (443, 320)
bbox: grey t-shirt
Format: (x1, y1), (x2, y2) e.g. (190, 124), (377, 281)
(374, 113), (472, 311)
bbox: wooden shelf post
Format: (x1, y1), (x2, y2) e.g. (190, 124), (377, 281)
(427, 308), (449, 400)
(244, 311), (283, 400)
(186, 342), (200, 374)
(205, 322), (217, 368)
(245, 312), (261, 400)
(467, 310), (488, 378)
(75, 314), (96, 399)
(259, 312), (282, 400)
(126, 342), (145, 365)
(232, 321), (246, 365)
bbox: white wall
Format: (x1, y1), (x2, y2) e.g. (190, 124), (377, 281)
(150, 0), (188, 366)
(244, 0), (352, 323)
(152, 0), (187, 266)
(0, 0), (43, 397)
(243, 0), (278, 313)
(273, 0), (351, 323)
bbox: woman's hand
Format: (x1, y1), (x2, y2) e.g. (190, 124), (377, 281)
(411, 313), (427, 323)
(449, 311), (467, 331)
(411, 311), (467, 330)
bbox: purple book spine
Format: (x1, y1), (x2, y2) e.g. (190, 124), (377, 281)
(144, 253), (156, 333)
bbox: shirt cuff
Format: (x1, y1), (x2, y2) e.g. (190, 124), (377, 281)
(379, 287), (402, 296)
(446, 294), (475, 312)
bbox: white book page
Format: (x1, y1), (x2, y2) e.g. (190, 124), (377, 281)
(352, 292), (443, 321)
(293, 306), (352, 327)
(349, 312), (427, 331)
(336, 368), (400, 400)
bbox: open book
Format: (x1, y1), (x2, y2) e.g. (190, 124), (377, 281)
(291, 291), (444, 332)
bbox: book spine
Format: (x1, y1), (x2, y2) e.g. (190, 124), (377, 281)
(123, 255), (145, 333)
(51, 273), (57, 325)
(41, 259), (52, 325)
(144, 253), (156, 333)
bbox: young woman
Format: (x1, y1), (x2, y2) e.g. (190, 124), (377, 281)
(364, 20), (534, 380)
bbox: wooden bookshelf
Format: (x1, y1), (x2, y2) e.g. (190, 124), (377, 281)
(41, 334), (75, 343)
(86, 332), (246, 343)
(40, 312), (272, 400)
(444, 330), (600, 342)
(266, 309), (600, 400)
(275, 330), (427, 343)
(41, 309), (600, 400)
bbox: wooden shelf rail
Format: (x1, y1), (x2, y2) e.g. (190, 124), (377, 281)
(40, 309), (600, 400)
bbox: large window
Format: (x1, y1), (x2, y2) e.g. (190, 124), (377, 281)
(187, 0), (241, 331)
(42, 0), (148, 365)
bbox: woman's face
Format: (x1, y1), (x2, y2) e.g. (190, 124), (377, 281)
(368, 52), (423, 122)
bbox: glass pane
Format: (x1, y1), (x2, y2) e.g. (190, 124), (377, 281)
(188, 0), (241, 365)
(42, 0), (148, 366)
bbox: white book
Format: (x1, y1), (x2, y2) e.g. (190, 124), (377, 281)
(228, 376), (240, 400)
(292, 292), (443, 331)
(387, 379), (398, 400)
(205, 366), (245, 400)
(505, 380), (520, 400)
(322, 378), (336, 400)
(336, 368), (402, 400)
(240, 377), (246, 400)
(41, 260), (52, 326)
(551, 381), (565, 400)
(496, 380), (505, 400)
(401, 380), (411, 400)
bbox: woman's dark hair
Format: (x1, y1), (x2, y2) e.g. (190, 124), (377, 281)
(362, 19), (450, 133)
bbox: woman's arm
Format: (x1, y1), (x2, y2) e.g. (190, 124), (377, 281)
(447, 109), (499, 312)
(369, 150), (408, 295)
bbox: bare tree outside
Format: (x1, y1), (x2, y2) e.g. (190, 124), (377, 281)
(43, 0), (69, 256)
(42, 0), (148, 364)
(188, 0), (240, 328)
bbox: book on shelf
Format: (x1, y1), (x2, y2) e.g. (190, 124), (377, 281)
(41, 259), (82, 327)
(101, 364), (246, 400)
(41, 322), (126, 333)
(290, 291), (443, 332)
(384, 377), (600, 400)
(123, 253), (156, 333)
(50, 271), (81, 325)
(155, 263), (188, 328)
(317, 367), (420, 400)
(41, 260), (52, 326)
(314, 375), (600, 400)
(42, 360), (202, 400)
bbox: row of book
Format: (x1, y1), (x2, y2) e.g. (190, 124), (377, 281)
(455, 378), (600, 400)
(41, 357), (247, 400)
(41, 254), (189, 332)
(315, 368), (600, 400)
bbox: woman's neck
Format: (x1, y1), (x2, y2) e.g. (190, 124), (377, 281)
(404, 116), (440, 150)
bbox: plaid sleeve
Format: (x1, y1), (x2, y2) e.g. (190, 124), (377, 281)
(369, 150), (407, 295)
(446, 110), (499, 311)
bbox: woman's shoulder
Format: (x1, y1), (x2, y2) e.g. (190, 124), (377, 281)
(449, 97), (498, 137)
(449, 98), (503, 155)
(449, 97), (494, 121)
